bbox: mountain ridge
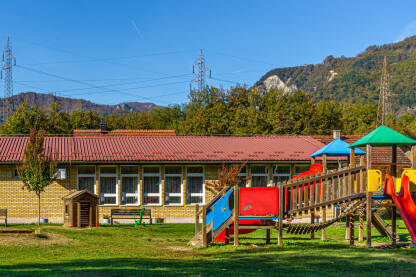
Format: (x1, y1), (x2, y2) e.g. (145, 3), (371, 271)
(256, 35), (416, 111)
(0, 92), (159, 119)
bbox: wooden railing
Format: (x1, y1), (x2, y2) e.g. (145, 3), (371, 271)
(279, 164), (367, 216)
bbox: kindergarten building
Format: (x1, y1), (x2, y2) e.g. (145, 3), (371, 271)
(0, 130), (409, 223)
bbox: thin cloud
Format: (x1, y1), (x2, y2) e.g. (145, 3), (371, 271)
(396, 20), (416, 42)
(131, 20), (144, 40)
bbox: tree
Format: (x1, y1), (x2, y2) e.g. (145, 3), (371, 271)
(205, 164), (246, 194)
(0, 101), (48, 134)
(46, 102), (72, 134)
(18, 129), (58, 228)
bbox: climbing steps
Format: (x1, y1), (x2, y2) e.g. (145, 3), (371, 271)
(372, 212), (397, 239)
(286, 200), (366, 234)
(188, 210), (235, 248)
(189, 222), (213, 248)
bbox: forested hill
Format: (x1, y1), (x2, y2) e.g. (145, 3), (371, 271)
(0, 92), (158, 121)
(256, 35), (416, 110)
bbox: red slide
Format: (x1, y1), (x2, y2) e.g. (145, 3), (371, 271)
(384, 174), (416, 245)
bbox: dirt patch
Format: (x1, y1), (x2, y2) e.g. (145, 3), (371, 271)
(0, 231), (77, 246)
(145, 237), (189, 242)
(162, 246), (193, 253)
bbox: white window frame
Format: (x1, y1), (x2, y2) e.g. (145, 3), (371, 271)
(99, 166), (118, 206)
(77, 165), (96, 194)
(120, 166), (140, 206)
(164, 166), (183, 206)
(186, 165), (205, 205)
(251, 165), (269, 187)
(142, 165), (162, 206)
(273, 164), (292, 185)
(237, 165), (248, 187)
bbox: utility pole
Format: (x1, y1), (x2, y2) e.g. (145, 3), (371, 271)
(377, 56), (392, 127)
(191, 49), (211, 92)
(1, 37), (16, 122)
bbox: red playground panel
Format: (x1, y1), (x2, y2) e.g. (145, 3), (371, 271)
(239, 187), (279, 216)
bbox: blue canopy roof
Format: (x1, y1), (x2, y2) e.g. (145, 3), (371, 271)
(311, 138), (366, 157)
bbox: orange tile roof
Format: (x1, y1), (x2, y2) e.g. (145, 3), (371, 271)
(0, 136), (331, 163)
(73, 129), (176, 137)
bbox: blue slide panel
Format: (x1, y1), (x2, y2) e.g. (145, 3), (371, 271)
(212, 188), (234, 232)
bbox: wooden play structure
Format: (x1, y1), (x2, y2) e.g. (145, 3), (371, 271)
(190, 126), (416, 248)
(63, 190), (99, 228)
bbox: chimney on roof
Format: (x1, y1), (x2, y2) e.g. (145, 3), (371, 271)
(100, 122), (108, 131)
(333, 130), (341, 140)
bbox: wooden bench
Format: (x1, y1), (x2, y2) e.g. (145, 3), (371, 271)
(110, 208), (152, 225)
(0, 208), (7, 227)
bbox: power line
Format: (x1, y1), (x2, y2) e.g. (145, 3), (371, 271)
(18, 50), (195, 66)
(14, 80), (187, 105)
(210, 77), (243, 85)
(15, 38), (194, 77)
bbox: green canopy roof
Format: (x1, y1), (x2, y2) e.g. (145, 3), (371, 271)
(349, 125), (416, 147)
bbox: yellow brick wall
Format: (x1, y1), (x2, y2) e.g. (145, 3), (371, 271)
(0, 165), (76, 220)
(0, 163), (320, 222)
(0, 164), (224, 221)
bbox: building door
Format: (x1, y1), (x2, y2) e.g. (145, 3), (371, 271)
(79, 202), (90, 227)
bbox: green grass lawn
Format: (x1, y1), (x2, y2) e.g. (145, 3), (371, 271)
(0, 220), (415, 276)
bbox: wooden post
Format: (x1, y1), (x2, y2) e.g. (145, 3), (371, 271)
(310, 210), (315, 239)
(195, 204), (200, 234)
(366, 144), (372, 248)
(77, 202), (81, 228)
(322, 154), (327, 174)
(266, 229), (271, 244)
(350, 148), (355, 194)
(321, 207), (326, 241)
(350, 148), (356, 167)
(345, 214), (350, 240)
(391, 145), (397, 181)
(311, 157), (316, 164)
(89, 204), (92, 227)
(392, 206), (397, 246)
(225, 228), (229, 245)
(234, 186), (239, 246)
(349, 214), (355, 245)
(359, 209), (364, 241)
(202, 205), (207, 247)
(278, 184), (284, 246)
(360, 156), (365, 193)
(412, 145), (416, 169)
(96, 204), (99, 227)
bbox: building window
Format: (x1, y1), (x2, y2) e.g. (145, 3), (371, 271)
(237, 166), (248, 187)
(143, 166), (161, 205)
(164, 166), (183, 205)
(13, 168), (19, 179)
(121, 166), (139, 206)
(294, 165), (310, 176)
(78, 166), (96, 193)
(273, 165), (291, 185)
(251, 165), (269, 187)
(99, 166), (117, 205)
(186, 166), (204, 205)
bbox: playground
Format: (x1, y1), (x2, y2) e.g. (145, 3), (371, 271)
(190, 126), (416, 248)
(0, 222), (415, 276)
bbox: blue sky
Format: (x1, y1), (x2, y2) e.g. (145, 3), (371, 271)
(1, 0), (416, 106)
